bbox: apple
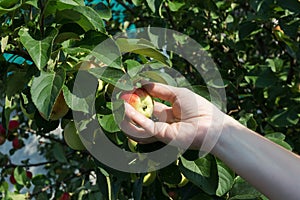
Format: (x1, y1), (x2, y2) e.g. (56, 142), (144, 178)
(12, 137), (23, 149)
(26, 171), (33, 179)
(143, 171), (156, 186)
(120, 88), (154, 118)
(63, 121), (85, 150)
(59, 192), (71, 200)
(9, 174), (17, 184)
(0, 125), (6, 145)
(40, 91), (69, 121)
(8, 120), (19, 132)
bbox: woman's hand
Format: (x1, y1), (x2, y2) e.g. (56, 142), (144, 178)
(120, 82), (229, 150)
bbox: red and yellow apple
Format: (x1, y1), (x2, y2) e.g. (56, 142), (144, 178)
(120, 88), (154, 118)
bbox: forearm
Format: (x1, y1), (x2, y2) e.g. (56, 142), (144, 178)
(211, 117), (300, 200)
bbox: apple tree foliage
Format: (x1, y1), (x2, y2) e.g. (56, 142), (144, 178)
(0, 0), (300, 199)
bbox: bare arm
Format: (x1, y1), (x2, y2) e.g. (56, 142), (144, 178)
(121, 82), (300, 199)
(212, 117), (300, 200)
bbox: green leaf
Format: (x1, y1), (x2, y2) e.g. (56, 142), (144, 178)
(45, 0), (85, 15)
(116, 38), (171, 66)
(19, 27), (58, 70)
(0, 0), (21, 16)
(31, 68), (66, 120)
(238, 113), (258, 130)
(266, 58), (284, 73)
(268, 109), (299, 127)
(93, 2), (112, 20)
(179, 155), (218, 195)
(146, 0), (162, 13)
(90, 38), (122, 69)
(159, 163), (182, 185)
(229, 176), (261, 199)
(14, 166), (27, 186)
(53, 143), (68, 163)
(6, 192), (27, 200)
(254, 68), (278, 88)
(97, 114), (120, 133)
(0, 181), (9, 192)
(216, 159), (235, 197)
(24, 0), (38, 8)
(238, 21), (260, 40)
(62, 85), (91, 114)
(265, 132), (293, 151)
(276, 0), (300, 13)
(56, 6), (105, 32)
(132, 0), (142, 6)
(6, 64), (35, 99)
(167, 0), (185, 12)
(88, 67), (134, 90)
(55, 32), (80, 44)
(124, 59), (143, 78)
(133, 175), (143, 200)
(139, 70), (177, 86)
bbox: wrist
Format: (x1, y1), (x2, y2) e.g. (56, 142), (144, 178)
(209, 115), (244, 156)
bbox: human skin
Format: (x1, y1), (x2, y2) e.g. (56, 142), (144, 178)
(120, 82), (300, 200)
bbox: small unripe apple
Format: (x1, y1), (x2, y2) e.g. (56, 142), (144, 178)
(63, 121), (85, 150)
(120, 88), (154, 118)
(8, 120), (19, 132)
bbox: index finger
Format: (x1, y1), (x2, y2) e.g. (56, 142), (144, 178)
(142, 82), (178, 104)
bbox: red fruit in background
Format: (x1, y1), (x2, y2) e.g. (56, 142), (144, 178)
(12, 138), (22, 149)
(59, 192), (71, 200)
(168, 190), (178, 199)
(0, 125), (6, 145)
(0, 135), (5, 145)
(10, 175), (17, 184)
(8, 120), (19, 132)
(26, 171), (33, 179)
(0, 124), (5, 134)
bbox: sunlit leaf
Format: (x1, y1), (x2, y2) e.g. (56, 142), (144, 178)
(31, 68), (66, 120)
(19, 27), (58, 70)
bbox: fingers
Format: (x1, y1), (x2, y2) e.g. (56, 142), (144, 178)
(120, 103), (155, 138)
(142, 82), (179, 104)
(153, 101), (175, 123)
